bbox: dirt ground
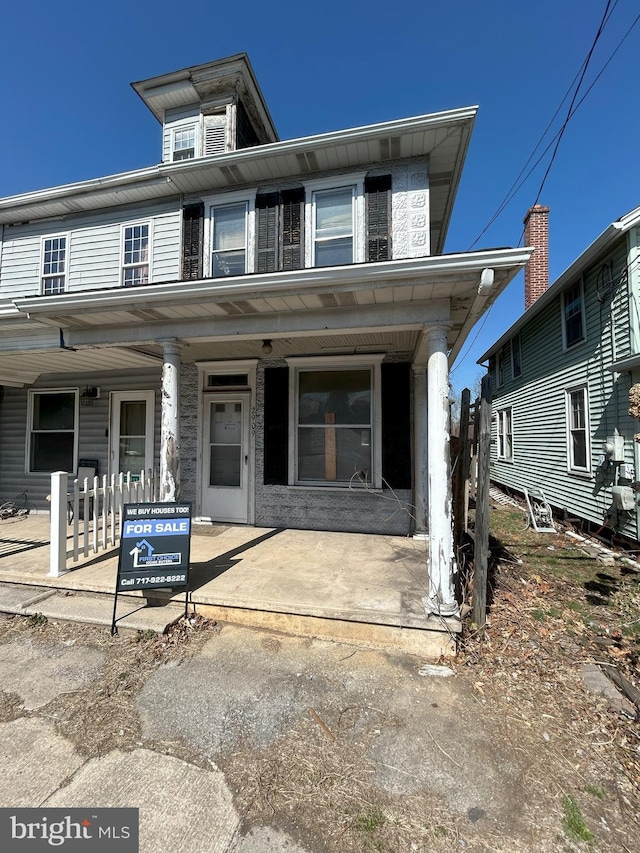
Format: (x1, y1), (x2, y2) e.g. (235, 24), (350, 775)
(0, 493), (638, 852)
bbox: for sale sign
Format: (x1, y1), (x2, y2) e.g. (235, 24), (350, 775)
(116, 502), (191, 591)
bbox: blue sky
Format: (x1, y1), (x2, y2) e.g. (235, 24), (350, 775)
(1, 0), (638, 394)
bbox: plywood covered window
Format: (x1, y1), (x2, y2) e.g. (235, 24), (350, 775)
(289, 356), (383, 487)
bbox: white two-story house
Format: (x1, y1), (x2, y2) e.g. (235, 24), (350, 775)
(0, 54), (530, 616)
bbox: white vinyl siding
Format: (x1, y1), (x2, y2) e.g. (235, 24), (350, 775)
(0, 203), (180, 298)
(0, 370), (162, 509)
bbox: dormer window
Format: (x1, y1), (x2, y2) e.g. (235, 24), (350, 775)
(172, 126), (197, 161)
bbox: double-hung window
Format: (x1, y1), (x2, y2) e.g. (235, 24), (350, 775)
(172, 125), (197, 161)
(122, 223), (149, 286)
(497, 408), (513, 461)
(27, 390), (78, 473)
(567, 386), (590, 471)
(563, 280), (585, 348)
(498, 408), (513, 462)
(42, 236), (67, 295)
(289, 356), (382, 487)
(313, 186), (355, 267)
(211, 202), (247, 277)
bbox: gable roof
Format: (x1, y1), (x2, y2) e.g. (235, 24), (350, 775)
(479, 203), (640, 363)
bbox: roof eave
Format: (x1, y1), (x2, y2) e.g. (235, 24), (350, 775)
(478, 205), (640, 363)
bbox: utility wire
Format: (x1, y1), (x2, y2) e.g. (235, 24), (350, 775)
(529, 0), (613, 209)
(467, 0), (631, 251)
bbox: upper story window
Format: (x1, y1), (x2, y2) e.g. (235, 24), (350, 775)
(496, 343), (510, 387)
(172, 125), (197, 161)
(512, 334), (522, 378)
(211, 202), (247, 277)
(122, 224), (149, 286)
(566, 386), (590, 471)
(563, 280), (585, 349)
(42, 236), (67, 295)
(312, 186), (355, 267)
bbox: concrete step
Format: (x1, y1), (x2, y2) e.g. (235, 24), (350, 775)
(0, 582), (184, 635)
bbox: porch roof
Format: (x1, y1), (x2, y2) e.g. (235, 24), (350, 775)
(1, 247), (532, 385)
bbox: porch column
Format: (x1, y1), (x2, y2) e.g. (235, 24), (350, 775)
(424, 325), (458, 617)
(412, 365), (428, 535)
(159, 339), (181, 502)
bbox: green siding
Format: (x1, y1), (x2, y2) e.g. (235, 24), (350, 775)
(491, 232), (639, 541)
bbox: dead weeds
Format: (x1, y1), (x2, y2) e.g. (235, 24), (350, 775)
(458, 497), (640, 851)
(0, 611), (218, 762)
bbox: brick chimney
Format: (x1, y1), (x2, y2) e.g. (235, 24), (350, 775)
(523, 204), (550, 309)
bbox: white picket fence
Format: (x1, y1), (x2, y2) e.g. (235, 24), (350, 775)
(49, 469), (159, 577)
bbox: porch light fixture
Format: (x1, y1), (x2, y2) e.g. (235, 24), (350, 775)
(80, 386), (99, 406)
(261, 339), (273, 354)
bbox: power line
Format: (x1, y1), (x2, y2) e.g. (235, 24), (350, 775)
(467, 0), (633, 251)
(529, 0), (614, 209)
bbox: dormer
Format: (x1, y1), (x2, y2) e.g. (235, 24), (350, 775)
(131, 53), (279, 163)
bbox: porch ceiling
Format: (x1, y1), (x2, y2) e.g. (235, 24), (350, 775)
(0, 346), (162, 387)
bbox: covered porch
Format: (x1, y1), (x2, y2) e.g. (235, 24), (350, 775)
(0, 514), (457, 656)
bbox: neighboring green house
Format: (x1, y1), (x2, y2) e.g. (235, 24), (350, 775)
(480, 203), (640, 544)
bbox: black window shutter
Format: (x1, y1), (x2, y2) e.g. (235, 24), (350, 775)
(264, 367), (289, 485)
(280, 188), (304, 271)
(256, 193), (279, 273)
(365, 175), (392, 262)
(181, 203), (204, 280)
(381, 362), (411, 490)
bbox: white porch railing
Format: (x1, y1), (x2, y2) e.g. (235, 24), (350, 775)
(48, 469), (159, 577)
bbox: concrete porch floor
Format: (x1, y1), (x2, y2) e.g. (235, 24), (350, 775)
(0, 515), (460, 657)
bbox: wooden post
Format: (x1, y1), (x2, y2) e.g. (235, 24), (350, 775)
(453, 388), (471, 548)
(473, 374), (492, 632)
